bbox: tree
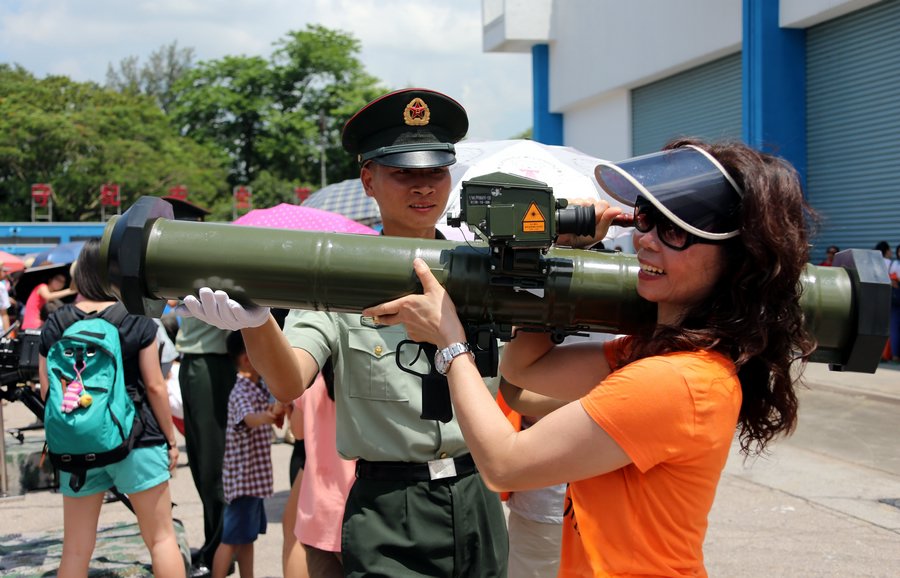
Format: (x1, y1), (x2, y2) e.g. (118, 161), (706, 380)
(512, 127), (533, 140)
(170, 54), (277, 187)
(0, 65), (230, 222)
(169, 25), (386, 190)
(106, 41), (195, 113)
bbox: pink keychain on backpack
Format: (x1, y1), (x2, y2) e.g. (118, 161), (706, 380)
(61, 379), (83, 413)
(61, 364), (92, 413)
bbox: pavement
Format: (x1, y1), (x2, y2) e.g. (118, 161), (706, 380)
(704, 361), (900, 577)
(1, 361), (899, 577)
(0, 405), (295, 578)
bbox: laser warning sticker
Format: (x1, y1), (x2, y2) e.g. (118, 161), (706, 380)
(522, 202), (546, 233)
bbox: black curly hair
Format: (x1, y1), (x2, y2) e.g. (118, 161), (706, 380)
(621, 138), (818, 456)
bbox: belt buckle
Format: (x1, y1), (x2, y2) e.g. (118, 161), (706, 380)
(427, 457), (457, 480)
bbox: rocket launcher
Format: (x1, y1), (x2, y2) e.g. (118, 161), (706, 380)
(100, 173), (889, 405)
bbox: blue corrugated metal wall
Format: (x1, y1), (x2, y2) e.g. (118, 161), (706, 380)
(806, 0), (900, 260)
(631, 53), (743, 156)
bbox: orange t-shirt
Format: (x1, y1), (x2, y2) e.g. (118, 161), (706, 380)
(558, 340), (742, 577)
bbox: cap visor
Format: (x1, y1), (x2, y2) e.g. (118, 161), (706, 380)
(594, 146), (741, 240)
(373, 150), (456, 169)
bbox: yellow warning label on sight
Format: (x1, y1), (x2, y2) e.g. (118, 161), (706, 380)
(522, 202), (546, 233)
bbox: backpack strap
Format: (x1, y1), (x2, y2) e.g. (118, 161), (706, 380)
(54, 302), (129, 332)
(99, 303), (148, 443)
(53, 305), (83, 334)
(98, 302), (130, 327)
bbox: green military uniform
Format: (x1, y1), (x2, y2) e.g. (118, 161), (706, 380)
(284, 310), (508, 576)
(176, 316), (234, 569)
(285, 87), (509, 577)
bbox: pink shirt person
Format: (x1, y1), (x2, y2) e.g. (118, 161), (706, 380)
(22, 273), (74, 329)
(293, 375), (356, 552)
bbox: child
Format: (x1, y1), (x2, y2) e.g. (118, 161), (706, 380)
(212, 331), (285, 578)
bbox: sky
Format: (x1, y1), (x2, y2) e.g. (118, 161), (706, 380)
(0, 0), (533, 141)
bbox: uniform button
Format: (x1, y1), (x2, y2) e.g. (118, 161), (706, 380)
(374, 345), (383, 356)
(439, 452), (448, 459)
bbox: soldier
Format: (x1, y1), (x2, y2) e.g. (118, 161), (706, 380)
(167, 197), (234, 578)
(179, 89), (509, 577)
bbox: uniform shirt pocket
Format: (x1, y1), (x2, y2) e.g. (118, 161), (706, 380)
(345, 327), (414, 402)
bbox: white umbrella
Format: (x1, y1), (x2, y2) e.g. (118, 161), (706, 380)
(446, 139), (632, 251)
(302, 140), (633, 250)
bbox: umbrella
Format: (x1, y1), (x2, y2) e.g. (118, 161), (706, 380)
(300, 140), (632, 249)
(0, 251), (26, 273)
(447, 140), (612, 210)
(30, 241), (87, 267)
(11, 262), (73, 306)
(444, 139), (632, 249)
(232, 203), (378, 236)
(302, 179), (381, 228)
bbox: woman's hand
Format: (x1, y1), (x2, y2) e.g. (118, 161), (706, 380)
(167, 444), (179, 474)
(362, 258), (466, 348)
(555, 198), (625, 249)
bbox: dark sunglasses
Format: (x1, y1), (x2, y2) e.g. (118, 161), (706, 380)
(633, 203), (728, 251)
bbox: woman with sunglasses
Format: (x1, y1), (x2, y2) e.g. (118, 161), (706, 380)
(362, 138), (816, 577)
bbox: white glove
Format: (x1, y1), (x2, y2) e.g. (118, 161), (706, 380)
(175, 287), (270, 331)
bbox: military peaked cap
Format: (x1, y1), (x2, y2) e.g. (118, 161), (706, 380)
(342, 88), (468, 168)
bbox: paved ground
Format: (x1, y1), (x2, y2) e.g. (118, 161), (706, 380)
(0, 405), (295, 578)
(2, 361), (899, 576)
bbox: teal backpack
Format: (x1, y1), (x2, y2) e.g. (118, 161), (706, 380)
(44, 304), (138, 492)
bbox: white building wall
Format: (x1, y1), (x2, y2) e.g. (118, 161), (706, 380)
(483, 0), (553, 51)
(780, 0), (884, 27)
(549, 1), (741, 110)
(483, 0), (880, 156)
(562, 90), (630, 161)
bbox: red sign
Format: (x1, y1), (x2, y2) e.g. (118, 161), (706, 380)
(31, 183), (53, 206)
(233, 186), (252, 209)
(295, 186), (311, 203)
(168, 184), (188, 200)
(100, 183), (121, 207)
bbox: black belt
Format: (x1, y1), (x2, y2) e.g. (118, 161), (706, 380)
(355, 454), (476, 482)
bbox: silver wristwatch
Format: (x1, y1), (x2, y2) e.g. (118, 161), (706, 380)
(434, 342), (472, 375)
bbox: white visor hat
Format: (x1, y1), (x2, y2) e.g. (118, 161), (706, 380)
(594, 145), (743, 241)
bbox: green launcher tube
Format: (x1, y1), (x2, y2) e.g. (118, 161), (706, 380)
(101, 197), (889, 374)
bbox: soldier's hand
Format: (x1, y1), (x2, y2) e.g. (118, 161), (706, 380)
(176, 287), (270, 331)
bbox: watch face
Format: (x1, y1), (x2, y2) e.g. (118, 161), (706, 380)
(434, 343), (469, 375)
(434, 348), (451, 375)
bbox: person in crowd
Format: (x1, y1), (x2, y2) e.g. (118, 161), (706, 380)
(281, 456), (308, 578)
(888, 244), (900, 363)
(40, 299), (65, 323)
(38, 239), (183, 578)
(876, 240), (891, 268)
(22, 271), (76, 329)
(818, 245), (839, 266)
(500, 408), (566, 578)
(178, 88), (509, 577)
(0, 263), (11, 331)
(288, 360), (356, 578)
(212, 330), (284, 578)
(175, 293), (234, 577)
(362, 138), (817, 577)
(159, 199), (233, 577)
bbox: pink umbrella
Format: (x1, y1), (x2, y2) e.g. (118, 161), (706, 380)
(0, 250), (26, 273)
(233, 203), (378, 235)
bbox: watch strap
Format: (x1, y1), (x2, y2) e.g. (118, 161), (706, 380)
(434, 342), (472, 375)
